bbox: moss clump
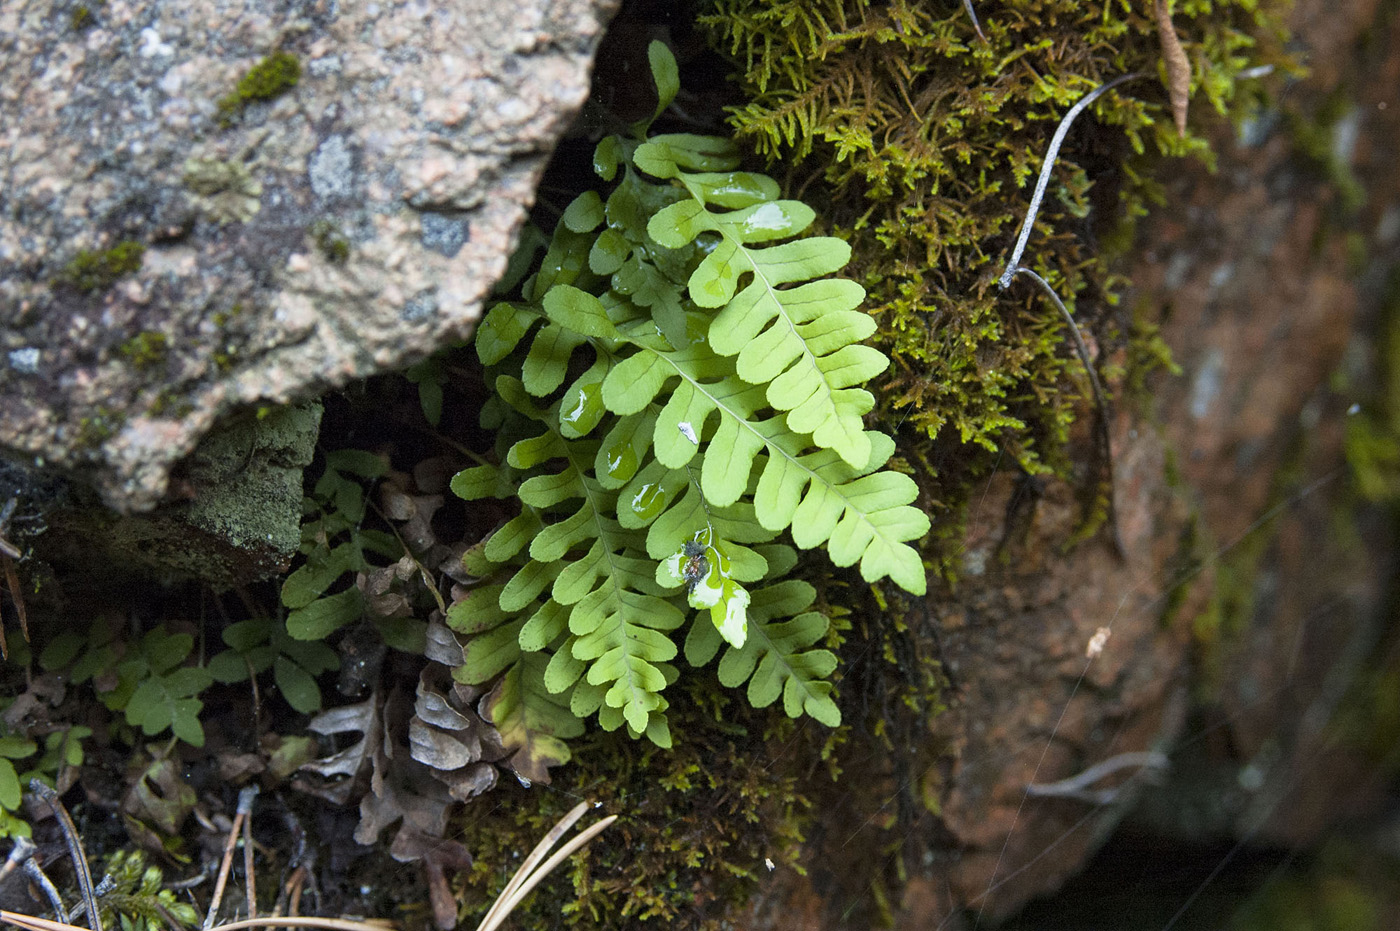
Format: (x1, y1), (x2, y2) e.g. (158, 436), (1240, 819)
(309, 219), (350, 263)
(70, 5), (93, 29)
(699, 0), (1293, 574)
(117, 331), (169, 370)
(76, 407), (123, 448)
(456, 696), (812, 929)
(217, 51), (301, 123)
(55, 241), (145, 293)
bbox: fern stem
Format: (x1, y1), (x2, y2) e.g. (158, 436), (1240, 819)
(996, 73), (1144, 291)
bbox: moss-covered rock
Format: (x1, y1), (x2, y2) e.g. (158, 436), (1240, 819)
(699, 0), (1293, 573)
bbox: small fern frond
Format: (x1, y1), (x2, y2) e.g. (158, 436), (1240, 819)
(640, 138), (888, 469)
(684, 578), (840, 726)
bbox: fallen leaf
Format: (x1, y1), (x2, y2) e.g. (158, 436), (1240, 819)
(293, 694), (382, 805)
(1154, 0), (1190, 136)
(123, 751), (197, 844)
(412, 664), (504, 800)
(390, 827), (473, 930)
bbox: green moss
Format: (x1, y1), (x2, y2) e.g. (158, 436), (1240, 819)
(455, 696), (813, 929)
(76, 407), (124, 448)
(699, 0), (1293, 573)
(1346, 269), (1400, 502)
(55, 241), (145, 293)
(117, 331), (169, 370)
(70, 5), (93, 29)
(217, 51), (301, 124)
(309, 219), (350, 263)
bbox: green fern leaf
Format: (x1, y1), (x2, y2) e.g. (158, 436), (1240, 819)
(685, 580), (840, 726)
(600, 324), (928, 593)
(648, 193), (886, 468)
(481, 653), (584, 784)
(448, 38), (927, 760)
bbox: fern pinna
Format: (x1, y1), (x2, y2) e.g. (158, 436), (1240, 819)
(449, 43), (928, 761)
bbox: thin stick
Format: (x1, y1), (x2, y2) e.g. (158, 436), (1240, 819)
(1011, 268), (1126, 557)
(479, 816), (617, 931)
(1, 914), (392, 931)
(996, 73), (1145, 290)
(1026, 750), (1168, 800)
(475, 801), (591, 931)
(961, 0), (986, 41)
(205, 810), (247, 928)
(2, 555), (28, 643)
(239, 788), (259, 919)
(28, 782), (100, 931)
(22, 858), (67, 924)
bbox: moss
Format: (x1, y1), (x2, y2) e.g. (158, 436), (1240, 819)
(70, 5), (93, 29)
(75, 407), (124, 448)
(55, 241), (145, 293)
(309, 219), (350, 264)
(117, 331), (168, 370)
(699, 0), (1294, 573)
(1346, 271), (1400, 503)
(455, 693), (813, 929)
(217, 51), (301, 124)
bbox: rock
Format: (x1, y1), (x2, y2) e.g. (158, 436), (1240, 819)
(0, 0), (619, 512)
(743, 0), (1400, 925)
(14, 402), (321, 588)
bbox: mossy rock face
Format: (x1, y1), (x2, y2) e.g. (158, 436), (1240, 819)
(0, 0), (617, 513)
(35, 402), (323, 588)
(700, 0), (1292, 571)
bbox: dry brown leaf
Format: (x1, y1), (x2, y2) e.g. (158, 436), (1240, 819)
(423, 613), (466, 667)
(411, 664), (505, 801)
(389, 827), (473, 931)
(122, 751), (197, 850)
(1154, 0), (1190, 136)
(293, 694), (382, 805)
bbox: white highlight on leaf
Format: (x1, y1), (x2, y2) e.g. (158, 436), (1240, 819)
(712, 583), (749, 649)
(677, 421), (698, 444)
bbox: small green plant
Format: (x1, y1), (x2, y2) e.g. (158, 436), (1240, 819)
(207, 617), (340, 713)
(280, 449), (402, 641)
(450, 42), (929, 751)
(43, 622), (212, 746)
(55, 241), (145, 293)
(0, 723), (91, 839)
(217, 50), (301, 123)
(95, 849), (200, 931)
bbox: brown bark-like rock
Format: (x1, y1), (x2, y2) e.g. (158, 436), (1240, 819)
(0, 0), (616, 512)
(748, 0), (1399, 926)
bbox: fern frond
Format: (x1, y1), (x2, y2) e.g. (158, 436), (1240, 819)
(639, 138), (888, 469)
(684, 579), (840, 726)
(453, 377), (681, 744)
(449, 41), (929, 755)
(602, 322), (929, 594)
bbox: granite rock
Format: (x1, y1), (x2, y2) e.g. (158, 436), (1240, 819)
(0, 0), (618, 511)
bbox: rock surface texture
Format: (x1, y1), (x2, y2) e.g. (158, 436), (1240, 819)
(0, 0), (617, 511)
(745, 0), (1400, 926)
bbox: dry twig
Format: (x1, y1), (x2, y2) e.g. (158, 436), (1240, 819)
(1154, 0), (1191, 136)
